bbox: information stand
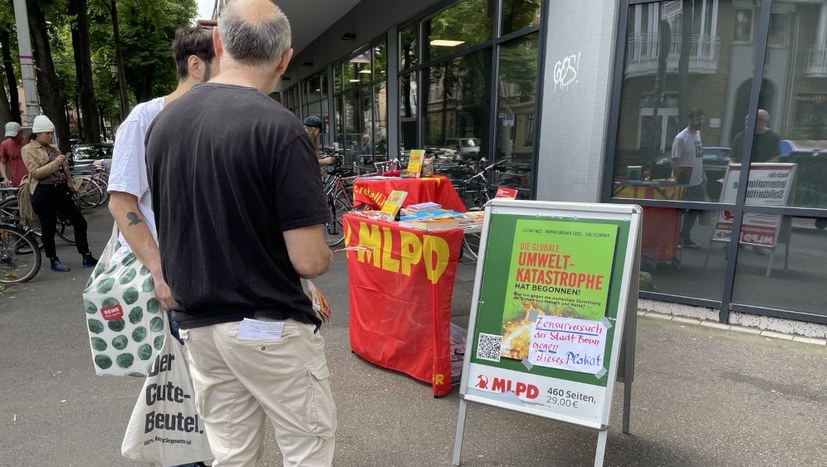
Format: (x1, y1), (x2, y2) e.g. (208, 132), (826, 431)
(452, 200), (642, 466)
(706, 163), (797, 277)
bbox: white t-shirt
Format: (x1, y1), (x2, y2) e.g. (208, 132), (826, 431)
(107, 97), (165, 247)
(671, 127), (704, 187)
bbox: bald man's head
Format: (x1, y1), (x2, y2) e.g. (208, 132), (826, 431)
(219, 0), (292, 66)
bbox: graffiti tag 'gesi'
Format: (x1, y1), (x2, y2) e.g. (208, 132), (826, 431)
(348, 221), (450, 284)
(552, 52), (581, 97)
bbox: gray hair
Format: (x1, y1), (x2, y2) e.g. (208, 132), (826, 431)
(219, 1), (292, 66)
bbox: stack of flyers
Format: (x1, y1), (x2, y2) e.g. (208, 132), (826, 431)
(306, 279), (332, 322)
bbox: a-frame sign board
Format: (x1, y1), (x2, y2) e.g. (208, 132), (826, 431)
(452, 200), (642, 466)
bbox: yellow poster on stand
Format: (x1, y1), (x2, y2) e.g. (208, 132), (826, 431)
(378, 190), (407, 221)
(407, 149), (425, 178)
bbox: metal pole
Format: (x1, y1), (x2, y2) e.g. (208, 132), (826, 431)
(12, 0), (40, 125)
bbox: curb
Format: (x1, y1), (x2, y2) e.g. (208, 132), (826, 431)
(637, 311), (827, 346)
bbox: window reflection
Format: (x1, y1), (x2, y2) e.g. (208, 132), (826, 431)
(757, 1), (827, 210)
(425, 50), (491, 158)
(638, 207), (726, 300)
(502, 0), (541, 35)
(731, 216), (827, 316)
(424, 0), (494, 62)
(496, 33), (539, 191)
(614, 0), (729, 203)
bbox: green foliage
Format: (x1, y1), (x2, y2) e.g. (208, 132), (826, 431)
(1, 0), (196, 129)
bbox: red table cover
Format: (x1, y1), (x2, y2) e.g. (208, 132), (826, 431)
(352, 175), (466, 212)
(343, 213), (463, 396)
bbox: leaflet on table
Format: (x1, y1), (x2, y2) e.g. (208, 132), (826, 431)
(399, 208), (462, 221)
(407, 149), (425, 178)
(377, 189), (407, 221)
(399, 217), (461, 231)
(406, 201), (441, 212)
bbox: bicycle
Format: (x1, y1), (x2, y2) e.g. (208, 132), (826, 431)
(322, 165), (358, 247)
(0, 194), (76, 246)
(71, 166), (109, 209)
(446, 159), (516, 261)
(0, 222), (42, 283)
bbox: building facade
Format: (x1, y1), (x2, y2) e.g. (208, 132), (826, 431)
(240, 0), (825, 333)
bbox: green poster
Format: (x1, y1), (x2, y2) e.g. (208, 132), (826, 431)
(499, 220), (619, 361)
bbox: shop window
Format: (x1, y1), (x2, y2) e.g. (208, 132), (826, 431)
(424, 49), (491, 154)
(496, 33), (538, 191)
(502, 0), (541, 35)
(400, 25), (417, 71)
(424, 0), (494, 62)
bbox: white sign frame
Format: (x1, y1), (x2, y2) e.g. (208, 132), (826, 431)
(451, 200), (642, 466)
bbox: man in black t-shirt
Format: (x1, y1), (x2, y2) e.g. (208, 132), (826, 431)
(731, 109), (781, 163)
(145, 1), (335, 464)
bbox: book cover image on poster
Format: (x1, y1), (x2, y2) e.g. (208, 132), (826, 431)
(499, 219), (618, 362)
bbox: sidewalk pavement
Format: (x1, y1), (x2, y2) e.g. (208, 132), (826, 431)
(0, 208), (825, 466)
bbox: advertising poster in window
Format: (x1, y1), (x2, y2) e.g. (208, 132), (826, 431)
(461, 203), (636, 428)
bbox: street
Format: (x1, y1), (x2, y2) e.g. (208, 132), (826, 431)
(0, 207), (825, 466)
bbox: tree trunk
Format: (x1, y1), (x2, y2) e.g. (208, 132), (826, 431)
(106, 0), (129, 121)
(68, 0), (100, 143)
(0, 28), (21, 124)
(26, 0), (71, 153)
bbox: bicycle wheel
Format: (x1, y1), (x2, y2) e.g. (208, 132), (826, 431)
(0, 197), (19, 223)
(56, 210), (77, 245)
(0, 225), (42, 283)
(324, 197), (349, 247)
(462, 232), (482, 262)
(73, 176), (105, 208)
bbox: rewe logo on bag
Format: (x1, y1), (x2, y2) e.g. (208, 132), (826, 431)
(100, 304), (124, 320)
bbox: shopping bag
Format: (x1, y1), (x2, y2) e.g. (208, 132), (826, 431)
(121, 315), (214, 464)
(82, 223), (165, 376)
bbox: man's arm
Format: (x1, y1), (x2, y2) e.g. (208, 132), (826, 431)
(108, 191), (174, 309)
(283, 224), (332, 279)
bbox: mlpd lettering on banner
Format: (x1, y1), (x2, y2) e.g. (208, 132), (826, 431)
(350, 221), (450, 284)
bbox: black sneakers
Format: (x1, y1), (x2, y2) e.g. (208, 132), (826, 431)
(681, 239), (701, 249)
(82, 253), (98, 268)
(50, 257), (70, 272)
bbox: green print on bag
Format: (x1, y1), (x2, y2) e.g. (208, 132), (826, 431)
(137, 343), (153, 361)
(116, 353), (134, 368)
(112, 335), (128, 350)
(84, 224), (168, 376)
(95, 354), (112, 369)
(122, 254), (137, 267)
(141, 276), (154, 293)
(107, 318), (125, 332)
(128, 307), (143, 324)
(88, 318), (104, 334)
(96, 277), (116, 294)
(90, 337), (107, 351)
(150, 317), (165, 332)
(132, 326), (147, 342)
(123, 287), (139, 305)
(147, 297), (161, 314)
(119, 267), (136, 285)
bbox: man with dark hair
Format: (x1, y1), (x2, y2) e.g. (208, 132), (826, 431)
(671, 108), (707, 248)
(146, 1), (336, 465)
(107, 26), (217, 311)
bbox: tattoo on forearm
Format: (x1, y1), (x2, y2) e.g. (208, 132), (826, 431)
(126, 211), (143, 226)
